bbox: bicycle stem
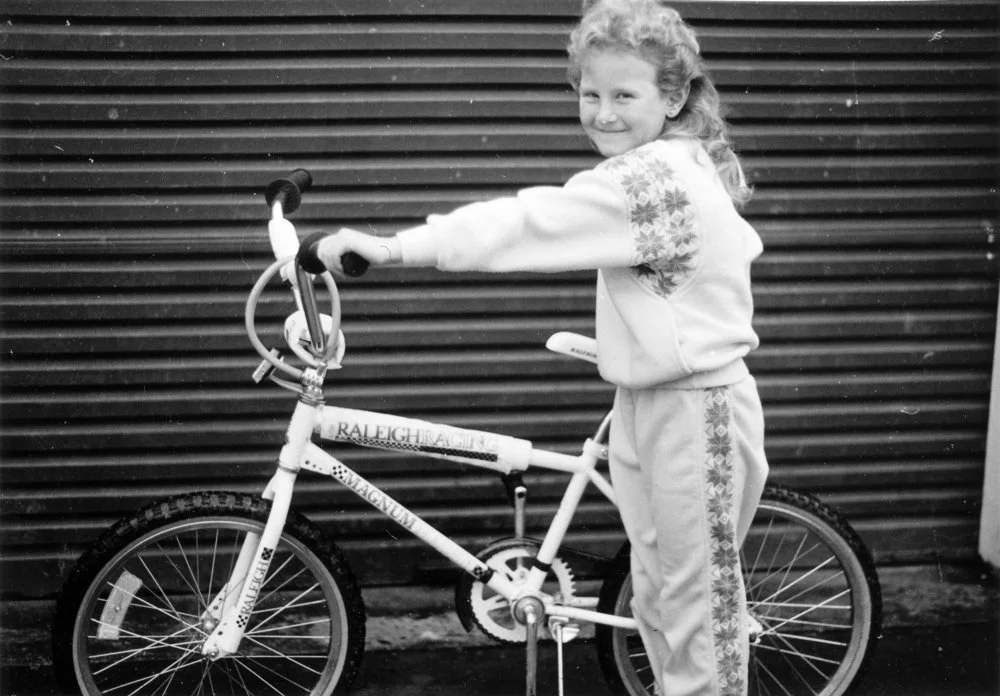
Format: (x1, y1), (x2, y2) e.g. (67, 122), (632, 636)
(294, 261), (328, 358)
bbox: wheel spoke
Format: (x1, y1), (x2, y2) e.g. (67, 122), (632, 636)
(222, 532), (244, 612)
(756, 555), (835, 607)
(223, 656), (254, 696)
(757, 614), (852, 631)
(91, 622), (200, 671)
(223, 656), (288, 696)
(101, 651), (198, 695)
(205, 659), (219, 696)
(775, 634), (824, 695)
(770, 568), (848, 610)
(745, 515), (775, 595)
(151, 541), (206, 615)
(248, 616), (332, 638)
(758, 639), (843, 668)
(239, 632), (325, 675)
(251, 554), (300, 607)
(152, 659), (179, 696)
(753, 599), (851, 611)
(763, 588), (852, 637)
(752, 524), (792, 598)
(753, 657), (797, 696)
(98, 581), (201, 626)
(206, 530), (221, 617)
(173, 535), (209, 614)
(248, 582), (321, 634)
(751, 648), (772, 696)
(91, 636), (203, 661)
(774, 534), (810, 603)
(135, 554), (186, 623)
(766, 627), (838, 678)
(751, 533), (813, 602)
(250, 597), (328, 616)
(765, 631), (848, 649)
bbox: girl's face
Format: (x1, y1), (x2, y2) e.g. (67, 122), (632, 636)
(578, 50), (677, 157)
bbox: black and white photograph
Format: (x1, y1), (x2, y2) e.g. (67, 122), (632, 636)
(1, 1), (997, 695)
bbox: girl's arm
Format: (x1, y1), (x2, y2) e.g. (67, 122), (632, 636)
(317, 168), (634, 275)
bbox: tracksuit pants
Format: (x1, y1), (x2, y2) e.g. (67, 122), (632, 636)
(609, 377), (769, 696)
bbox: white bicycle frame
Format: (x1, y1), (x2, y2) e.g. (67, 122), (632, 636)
(199, 201), (638, 660)
(201, 391), (637, 658)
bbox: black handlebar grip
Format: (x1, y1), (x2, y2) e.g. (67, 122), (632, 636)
(297, 231), (329, 274)
(341, 252), (370, 278)
(296, 233), (370, 278)
(265, 169), (313, 214)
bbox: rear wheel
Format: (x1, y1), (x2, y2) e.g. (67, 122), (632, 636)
(53, 492), (366, 696)
(596, 484), (881, 696)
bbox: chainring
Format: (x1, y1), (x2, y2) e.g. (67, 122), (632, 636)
(465, 540), (577, 644)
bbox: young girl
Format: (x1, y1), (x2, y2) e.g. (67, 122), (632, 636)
(317, 1), (768, 694)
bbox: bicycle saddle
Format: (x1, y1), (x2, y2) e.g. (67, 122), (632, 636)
(546, 332), (598, 364)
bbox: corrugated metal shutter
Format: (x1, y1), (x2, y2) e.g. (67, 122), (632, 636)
(1, 1), (997, 596)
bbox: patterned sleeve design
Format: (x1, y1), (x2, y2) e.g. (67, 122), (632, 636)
(598, 147), (699, 298)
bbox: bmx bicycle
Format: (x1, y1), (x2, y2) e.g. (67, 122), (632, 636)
(52, 170), (882, 696)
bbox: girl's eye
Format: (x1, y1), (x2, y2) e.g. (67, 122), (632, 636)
(616, 92), (634, 101)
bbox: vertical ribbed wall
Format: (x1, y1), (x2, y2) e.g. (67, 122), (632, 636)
(1, 1), (997, 595)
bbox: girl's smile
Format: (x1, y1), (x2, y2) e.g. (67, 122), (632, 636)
(578, 50), (679, 157)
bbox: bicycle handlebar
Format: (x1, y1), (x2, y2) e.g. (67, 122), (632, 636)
(249, 169), (371, 391)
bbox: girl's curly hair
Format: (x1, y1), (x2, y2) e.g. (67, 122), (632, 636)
(567, 0), (751, 207)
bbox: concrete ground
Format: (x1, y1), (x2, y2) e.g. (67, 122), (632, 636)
(2, 564), (997, 695)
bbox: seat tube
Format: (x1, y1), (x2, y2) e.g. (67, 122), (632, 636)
(526, 461), (596, 589)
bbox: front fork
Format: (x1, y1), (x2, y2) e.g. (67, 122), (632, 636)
(200, 397), (317, 659)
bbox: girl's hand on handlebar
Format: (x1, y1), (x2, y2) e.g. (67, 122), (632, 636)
(317, 229), (400, 276)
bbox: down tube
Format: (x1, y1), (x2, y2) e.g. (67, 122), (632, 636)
(301, 443), (517, 596)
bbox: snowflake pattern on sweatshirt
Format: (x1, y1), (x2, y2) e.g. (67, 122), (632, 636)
(703, 386), (746, 696)
(598, 146), (698, 298)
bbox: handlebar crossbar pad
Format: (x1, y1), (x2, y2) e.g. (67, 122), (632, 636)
(265, 168), (313, 214)
(297, 232), (330, 274)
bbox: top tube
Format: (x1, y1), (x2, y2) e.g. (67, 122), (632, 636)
(317, 404), (535, 475)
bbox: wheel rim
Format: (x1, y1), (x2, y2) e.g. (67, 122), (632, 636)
(71, 517), (350, 696)
(609, 498), (875, 696)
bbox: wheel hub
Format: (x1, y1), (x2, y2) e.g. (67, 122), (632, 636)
(747, 611), (765, 645)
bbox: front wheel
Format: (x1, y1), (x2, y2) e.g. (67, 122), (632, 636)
(52, 491), (366, 696)
(596, 484), (881, 696)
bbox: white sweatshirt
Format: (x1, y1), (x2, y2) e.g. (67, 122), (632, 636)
(397, 138), (763, 389)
